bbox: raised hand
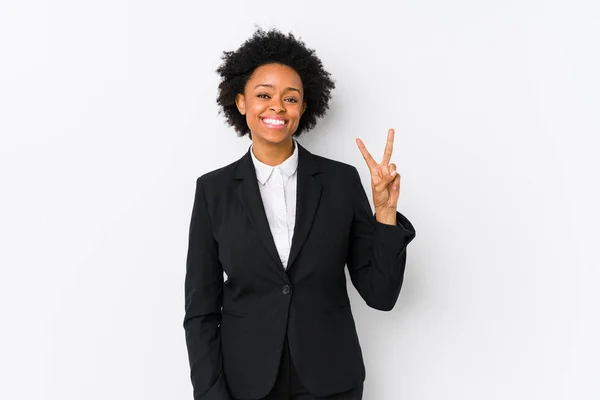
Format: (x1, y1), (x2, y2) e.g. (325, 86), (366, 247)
(356, 129), (400, 225)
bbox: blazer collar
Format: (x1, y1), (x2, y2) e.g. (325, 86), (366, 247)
(235, 141), (323, 277)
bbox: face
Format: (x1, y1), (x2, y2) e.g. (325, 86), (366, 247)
(235, 63), (307, 144)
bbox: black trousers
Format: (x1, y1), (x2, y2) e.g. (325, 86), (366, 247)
(260, 335), (364, 400)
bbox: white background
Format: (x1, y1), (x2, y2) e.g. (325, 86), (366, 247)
(1, 1), (599, 399)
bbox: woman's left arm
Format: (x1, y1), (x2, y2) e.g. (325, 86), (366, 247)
(346, 129), (416, 311)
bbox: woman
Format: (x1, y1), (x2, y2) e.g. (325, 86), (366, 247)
(184, 28), (416, 400)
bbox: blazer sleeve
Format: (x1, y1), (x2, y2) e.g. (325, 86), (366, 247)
(183, 178), (233, 400)
(346, 167), (417, 311)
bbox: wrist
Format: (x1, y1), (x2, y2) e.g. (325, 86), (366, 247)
(375, 208), (397, 225)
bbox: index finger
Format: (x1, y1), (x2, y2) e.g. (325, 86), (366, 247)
(382, 128), (395, 166)
(356, 138), (378, 170)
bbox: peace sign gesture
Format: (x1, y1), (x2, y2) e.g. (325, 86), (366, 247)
(356, 129), (400, 224)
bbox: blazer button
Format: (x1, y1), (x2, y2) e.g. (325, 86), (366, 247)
(282, 285), (291, 295)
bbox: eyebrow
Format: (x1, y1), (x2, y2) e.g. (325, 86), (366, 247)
(253, 84), (301, 94)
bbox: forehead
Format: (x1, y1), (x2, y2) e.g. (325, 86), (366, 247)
(247, 63), (303, 88)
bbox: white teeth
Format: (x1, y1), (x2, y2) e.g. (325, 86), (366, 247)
(263, 118), (285, 125)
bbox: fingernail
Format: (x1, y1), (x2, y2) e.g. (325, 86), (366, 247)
(390, 171), (397, 176)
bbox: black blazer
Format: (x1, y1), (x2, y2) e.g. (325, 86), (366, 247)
(184, 142), (416, 399)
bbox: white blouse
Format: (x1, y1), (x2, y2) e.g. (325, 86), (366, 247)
(249, 140), (299, 270)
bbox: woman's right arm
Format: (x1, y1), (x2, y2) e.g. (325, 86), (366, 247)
(183, 177), (233, 400)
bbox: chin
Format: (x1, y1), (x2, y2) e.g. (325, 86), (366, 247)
(256, 130), (293, 144)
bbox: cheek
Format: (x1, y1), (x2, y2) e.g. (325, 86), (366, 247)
(246, 103), (263, 116)
(244, 107), (263, 126)
(289, 107), (304, 120)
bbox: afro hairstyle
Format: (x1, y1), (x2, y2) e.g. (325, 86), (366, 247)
(216, 27), (335, 138)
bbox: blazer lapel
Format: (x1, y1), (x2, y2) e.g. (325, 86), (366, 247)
(235, 148), (285, 276)
(234, 142), (323, 275)
(287, 143), (322, 271)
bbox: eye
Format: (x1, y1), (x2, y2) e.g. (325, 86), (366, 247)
(257, 93), (270, 99)
(285, 98), (298, 103)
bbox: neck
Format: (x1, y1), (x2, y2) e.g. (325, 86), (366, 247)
(251, 136), (295, 166)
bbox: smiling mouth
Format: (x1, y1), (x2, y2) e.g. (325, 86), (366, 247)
(261, 117), (288, 129)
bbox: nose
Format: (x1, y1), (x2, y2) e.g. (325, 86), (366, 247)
(269, 97), (286, 113)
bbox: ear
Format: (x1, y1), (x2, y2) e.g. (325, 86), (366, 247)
(235, 93), (246, 115)
(301, 101), (307, 117)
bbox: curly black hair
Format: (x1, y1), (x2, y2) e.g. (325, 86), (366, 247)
(216, 27), (335, 138)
